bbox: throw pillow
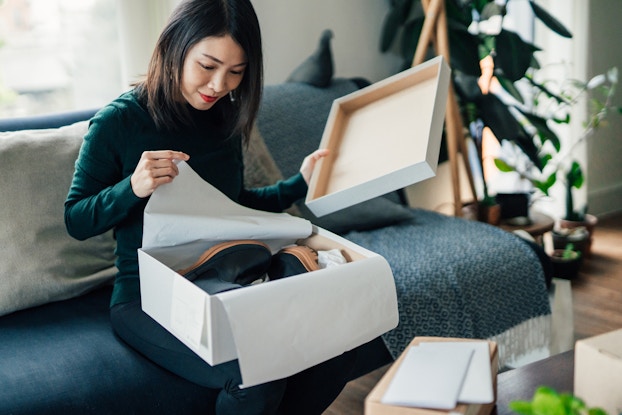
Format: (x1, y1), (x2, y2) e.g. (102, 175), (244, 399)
(297, 196), (414, 234)
(244, 124), (301, 217)
(285, 29), (334, 88)
(243, 123), (284, 188)
(0, 121), (117, 316)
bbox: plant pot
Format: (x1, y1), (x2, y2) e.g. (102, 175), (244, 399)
(495, 192), (530, 220)
(558, 213), (598, 258)
(477, 202), (501, 226)
(461, 201), (501, 225)
(552, 226), (590, 258)
(549, 249), (583, 280)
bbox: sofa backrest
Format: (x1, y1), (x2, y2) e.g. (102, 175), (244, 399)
(0, 108), (99, 132)
(257, 79), (361, 179)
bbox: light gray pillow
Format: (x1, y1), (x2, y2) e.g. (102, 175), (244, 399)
(0, 121), (116, 316)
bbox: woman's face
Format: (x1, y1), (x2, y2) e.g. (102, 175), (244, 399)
(180, 35), (247, 110)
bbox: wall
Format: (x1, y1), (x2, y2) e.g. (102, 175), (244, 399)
(117, 0), (399, 87)
(253, 1), (399, 85)
(535, 0), (622, 219)
(585, 0), (622, 217)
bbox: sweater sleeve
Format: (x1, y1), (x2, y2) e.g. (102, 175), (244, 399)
(238, 172), (308, 213)
(64, 106), (144, 241)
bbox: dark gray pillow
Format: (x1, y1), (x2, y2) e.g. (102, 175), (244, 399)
(297, 197), (414, 234)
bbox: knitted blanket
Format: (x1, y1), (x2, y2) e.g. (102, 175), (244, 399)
(343, 208), (552, 367)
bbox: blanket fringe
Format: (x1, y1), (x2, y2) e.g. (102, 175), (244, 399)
(488, 314), (552, 370)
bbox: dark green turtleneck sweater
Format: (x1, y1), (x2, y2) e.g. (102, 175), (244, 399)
(64, 90), (306, 307)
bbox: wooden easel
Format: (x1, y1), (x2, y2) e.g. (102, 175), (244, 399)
(412, 0), (477, 217)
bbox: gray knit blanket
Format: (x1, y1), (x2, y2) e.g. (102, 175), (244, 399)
(342, 208), (551, 361)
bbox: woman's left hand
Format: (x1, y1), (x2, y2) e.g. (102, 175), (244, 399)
(300, 149), (330, 184)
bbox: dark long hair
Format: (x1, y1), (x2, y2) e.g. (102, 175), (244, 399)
(135, 0), (263, 142)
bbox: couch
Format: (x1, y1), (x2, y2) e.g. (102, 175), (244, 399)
(0, 78), (552, 414)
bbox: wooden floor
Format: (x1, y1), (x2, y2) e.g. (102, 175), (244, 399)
(323, 212), (622, 415)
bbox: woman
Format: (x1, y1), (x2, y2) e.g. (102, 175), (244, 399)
(64, 0), (355, 413)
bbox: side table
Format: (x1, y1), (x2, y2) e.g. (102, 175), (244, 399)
(495, 350), (574, 415)
(499, 211), (555, 244)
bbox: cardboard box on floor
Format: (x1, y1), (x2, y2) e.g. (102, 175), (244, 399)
(574, 328), (622, 415)
(139, 162), (399, 388)
(306, 55), (450, 217)
(365, 337), (498, 415)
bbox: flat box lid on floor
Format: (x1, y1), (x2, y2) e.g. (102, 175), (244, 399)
(305, 56), (451, 217)
(365, 336), (498, 415)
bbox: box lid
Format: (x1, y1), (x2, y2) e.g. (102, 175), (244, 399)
(305, 56), (451, 217)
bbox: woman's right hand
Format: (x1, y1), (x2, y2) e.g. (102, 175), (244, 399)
(130, 150), (190, 198)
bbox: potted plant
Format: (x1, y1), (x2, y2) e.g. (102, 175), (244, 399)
(549, 242), (583, 280)
(552, 226), (589, 258)
(493, 66), (620, 256)
(510, 386), (608, 415)
(379, 0), (572, 215)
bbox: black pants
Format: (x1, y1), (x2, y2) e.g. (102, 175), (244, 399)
(111, 300), (357, 415)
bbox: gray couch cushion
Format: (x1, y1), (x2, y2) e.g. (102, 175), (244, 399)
(0, 122), (117, 316)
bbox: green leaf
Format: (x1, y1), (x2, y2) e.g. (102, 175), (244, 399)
(380, 0), (415, 52)
(563, 393), (586, 414)
(509, 401), (535, 415)
(534, 172), (557, 195)
(540, 153), (553, 169)
(495, 30), (540, 81)
(380, 7), (405, 52)
(476, 94), (542, 169)
(400, 17), (425, 62)
(588, 408), (609, 415)
(526, 76), (570, 105)
(447, 23), (481, 76)
(567, 161), (584, 189)
(528, 0), (573, 38)
(531, 386), (566, 415)
(445, 0), (472, 27)
(516, 108), (562, 152)
(552, 114), (571, 125)
(494, 158), (515, 172)
(497, 75), (525, 104)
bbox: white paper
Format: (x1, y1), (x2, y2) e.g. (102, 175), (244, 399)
(419, 341), (494, 404)
(381, 345), (473, 409)
(170, 276), (206, 349)
(142, 161), (313, 249)
(218, 253), (398, 388)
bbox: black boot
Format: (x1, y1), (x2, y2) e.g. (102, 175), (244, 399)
(267, 245), (319, 280)
(177, 240), (272, 293)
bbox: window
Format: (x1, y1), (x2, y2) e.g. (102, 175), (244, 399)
(0, 0), (122, 117)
